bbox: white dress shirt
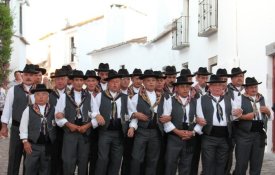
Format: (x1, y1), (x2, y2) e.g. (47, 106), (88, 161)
(1, 84), (34, 124)
(129, 90), (166, 130)
(19, 105), (46, 139)
(121, 89), (128, 95)
(194, 95), (228, 135)
(91, 91), (136, 128)
(100, 83), (107, 91)
(55, 90), (94, 127)
(133, 87), (140, 94)
(163, 96), (192, 133)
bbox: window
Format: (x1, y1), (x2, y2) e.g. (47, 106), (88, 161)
(70, 37), (75, 62)
(198, 0), (218, 37)
(208, 56), (218, 73)
(182, 62), (188, 69)
(172, 0), (189, 50)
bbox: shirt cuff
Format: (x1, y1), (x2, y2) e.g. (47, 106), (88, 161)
(20, 133), (28, 140)
(91, 112), (99, 119)
(56, 118), (68, 127)
(91, 118), (98, 129)
(194, 124), (203, 135)
(163, 122), (176, 133)
(129, 118), (138, 130)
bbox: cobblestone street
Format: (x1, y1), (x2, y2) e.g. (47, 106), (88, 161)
(0, 136), (275, 174)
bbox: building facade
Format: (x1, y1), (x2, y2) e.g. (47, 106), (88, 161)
(30, 0), (275, 152)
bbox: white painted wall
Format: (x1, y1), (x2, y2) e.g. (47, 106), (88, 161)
(8, 0), (29, 80)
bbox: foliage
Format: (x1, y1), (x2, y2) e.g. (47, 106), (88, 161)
(0, 2), (13, 84)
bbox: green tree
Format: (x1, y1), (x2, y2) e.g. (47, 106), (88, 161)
(0, 2), (13, 85)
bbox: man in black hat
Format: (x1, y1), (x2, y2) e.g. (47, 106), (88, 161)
(19, 84), (55, 175)
(34, 65), (47, 85)
(118, 68), (131, 95)
(195, 75), (234, 175)
(128, 68), (143, 98)
(180, 68), (195, 82)
(163, 66), (179, 96)
(91, 69), (136, 175)
(95, 63), (110, 91)
(192, 67), (212, 98)
(190, 67), (212, 175)
(216, 68), (230, 94)
(128, 69), (167, 175)
(0, 64), (37, 175)
(49, 68), (69, 175)
(234, 77), (271, 175)
(61, 65), (73, 90)
(225, 67), (246, 175)
(84, 70), (101, 175)
(55, 70), (94, 175)
(117, 68), (136, 175)
(228, 67), (246, 101)
(163, 76), (197, 175)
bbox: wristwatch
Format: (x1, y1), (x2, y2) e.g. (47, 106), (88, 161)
(22, 139), (28, 143)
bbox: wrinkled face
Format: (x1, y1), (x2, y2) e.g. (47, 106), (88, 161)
(85, 77), (99, 92)
(108, 78), (121, 92)
(72, 78), (84, 91)
(131, 76), (143, 88)
(231, 73), (244, 87)
(245, 85), (258, 96)
(34, 91), (49, 105)
(176, 84), (191, 97)
(143, 77), (157, 91)
(165, 74), (177, 87)
(121, 77), (130, 90)
(22, 73), (34, 86)
(54, 76), (68, 90)
(209, 83), (224, 96)
(155, 78), (165, 91)
(34, 72), (43, 84)
(196, 75), (209, 87)
(98, 71), (109, 84)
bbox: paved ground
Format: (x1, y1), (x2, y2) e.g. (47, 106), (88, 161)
(0, 137), (275, 174)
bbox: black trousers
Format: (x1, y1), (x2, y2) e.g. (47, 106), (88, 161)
(50, 126), (63, 175)
(89, 128), (99, 175)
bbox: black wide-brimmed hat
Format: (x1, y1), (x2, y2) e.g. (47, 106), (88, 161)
(50, 69), (68, 78)
(61, 65), (73, 76)
(118, 68), (131, 78)
(216, 68), (230, 77)
(130, 68), (143, 76)
(173, 76), (193, 86)
(229, 67), (247, 77)
(180, 68), (195, 77)
(163, 66), (179, 75)
(104, 69), (123, 81)
(31, 84), (52, 94)
(154, 71), (167, 79)
(68, 70), (85, 80)
(140, 69), (159, 79)
(207, 75), (226, 83)
(95, 63), (110, 72)
(242, 77), (262, 87)
(34, 65), (46, 75)
(84, 70), (101, 81)
(195, 67), (212, 75)
(20, 64), (38, 74)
